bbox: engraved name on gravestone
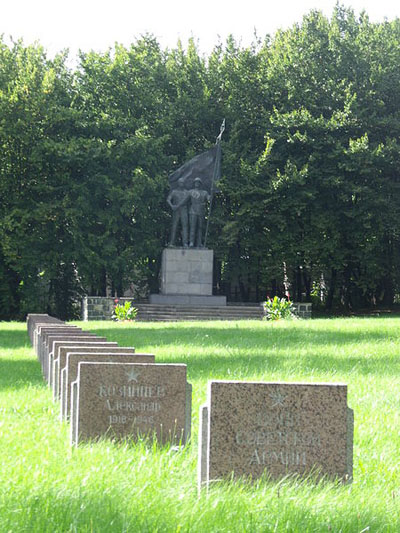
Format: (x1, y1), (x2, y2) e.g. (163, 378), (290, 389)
(198, 381), (353, 488)
(71, 362), (191, 446)
(61, 351), (155, 420)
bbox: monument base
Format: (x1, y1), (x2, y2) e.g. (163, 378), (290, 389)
(149, 294), (227, 306)
(151, 247), (226, 307)
(160, 247), (213, 296)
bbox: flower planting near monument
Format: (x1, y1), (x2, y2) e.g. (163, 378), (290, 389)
(1, 318), (400, 532)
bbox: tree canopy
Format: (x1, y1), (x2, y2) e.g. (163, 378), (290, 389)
(1, 5), (400, 319)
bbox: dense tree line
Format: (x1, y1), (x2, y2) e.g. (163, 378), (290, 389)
(1, 5), (400, 319)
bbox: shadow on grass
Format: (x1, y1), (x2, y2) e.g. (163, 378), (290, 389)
(0, 328), (31, 349)
(85, 322), (400, 347)
(183, 352), (400, 378)
(0, 358), (43, 390)
(79, 324), (400, 378)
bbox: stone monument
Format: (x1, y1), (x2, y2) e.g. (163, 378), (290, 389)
(150, 122), (226, 306)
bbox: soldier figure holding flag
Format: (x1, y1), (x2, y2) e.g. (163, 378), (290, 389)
(189, 177), (210, 248)
(166, 120), (225, 248)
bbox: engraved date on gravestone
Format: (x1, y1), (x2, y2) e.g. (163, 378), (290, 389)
(72, 362), (190, 446)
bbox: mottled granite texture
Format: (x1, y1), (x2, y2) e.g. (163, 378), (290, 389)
(199, 380), (353, 489)
(52, 340), (117, 398)
(60, 350), (152, 419)
(71, 362), (191, 446)
(46, 335), (103, 386)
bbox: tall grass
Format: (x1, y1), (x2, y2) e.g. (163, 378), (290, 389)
(1, 318), (399, 532)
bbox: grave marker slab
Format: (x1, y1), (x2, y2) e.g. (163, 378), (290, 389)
(35, 325), (81, 361)
(47, 335), (104, 388)
(61, 351), (154, 419)
(52, 341), (118, 399)
(71, 362), (191, 446)
(34, 324), (77, 358)
(38, 327), (83, 375)
(27, 314), (63, 343)
(198, 381), (353, 488)
(42, 332), (97, 382)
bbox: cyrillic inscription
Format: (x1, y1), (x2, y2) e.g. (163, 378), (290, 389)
(99, 384), (166, 398)
(249, 449), (307, 466)
(236, 410), (321, 469)
(100, 382), (165, 425)
(235, 429), (321, 447)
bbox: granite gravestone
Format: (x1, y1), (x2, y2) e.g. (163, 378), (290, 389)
(27, 314), (63, 344)
(46, 334), (104, 387)
(198, 381), (353, 488)
(61, 351), (154, 420)
(52, 340), (119, 399)
(37, 326), (84, 376)
(35, 325), (81, 359)
(71, 362), (191, 446)
(34, 324), (77, 358)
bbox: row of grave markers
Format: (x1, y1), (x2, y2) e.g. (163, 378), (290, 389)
(27, 313), (353, 488)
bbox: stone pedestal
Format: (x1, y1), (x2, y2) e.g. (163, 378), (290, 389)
(149, 248), (226, 306)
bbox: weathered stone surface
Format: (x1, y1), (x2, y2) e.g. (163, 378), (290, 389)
(42, 332), (97, 382)
(53, 341), (118, 399)
(71, 362), (191, 446)
(61, 351), (154, 419)
(36, 326), (83, 375)
(199, 381), (353, 488)
(160, 248), (213, 296)
(34, 324), (76, 356)
(27, 314), (63, 343)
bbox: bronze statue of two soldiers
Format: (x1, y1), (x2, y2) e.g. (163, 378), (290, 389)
(167, 176), (210, 248)
(166, 121), (225, 249)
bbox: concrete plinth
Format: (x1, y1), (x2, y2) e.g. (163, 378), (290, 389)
(150, 247), (226, 307)
(149, 294), (227, 306)
(160, 248), (213, 296)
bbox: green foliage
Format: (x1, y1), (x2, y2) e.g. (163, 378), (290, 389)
(263, 296), (296, 320)
(1, 7), (400, 318)
(111, 300), (138, 321)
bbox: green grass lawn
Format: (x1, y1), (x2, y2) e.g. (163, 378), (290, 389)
(1, 317), (399, 532)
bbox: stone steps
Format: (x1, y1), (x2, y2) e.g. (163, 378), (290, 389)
(135, 304), (263, 322)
